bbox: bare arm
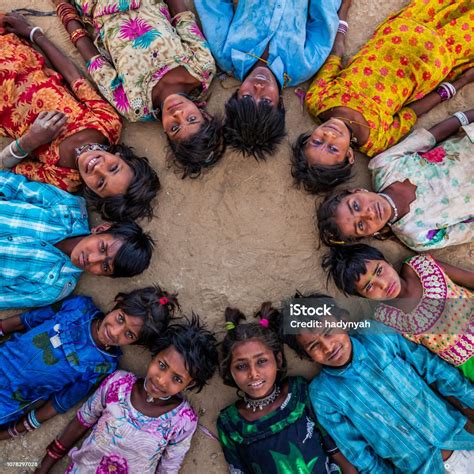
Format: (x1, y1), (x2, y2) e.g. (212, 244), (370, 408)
(0, 314), (24, 335)
(427, 108), (474, 143)
(437, 260), (474, 289)
(332, 451), (359, 473)
(164, 0), (189, 18)
(330, 0), (352, 57)
(408, 68), (474, 118)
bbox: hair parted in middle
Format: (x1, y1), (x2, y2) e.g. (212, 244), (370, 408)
(219, 302), (287, 388)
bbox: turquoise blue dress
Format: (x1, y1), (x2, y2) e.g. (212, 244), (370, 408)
(0, 295), (120, 425)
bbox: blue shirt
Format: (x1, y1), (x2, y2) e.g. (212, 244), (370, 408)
(0, 296), (120, 424)
(0, 171), (89, 309)
(309, 329), (474, 474)
(194, 0), (341, 88)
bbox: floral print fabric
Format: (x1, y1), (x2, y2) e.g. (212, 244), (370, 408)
(73, 0), (215, 122)
(0, 33), (121, 192)
(305, 0), (474, 157)
(67, 370), (198, 474)
(369, 125), (474, 250)
(373, 254), (474, 379)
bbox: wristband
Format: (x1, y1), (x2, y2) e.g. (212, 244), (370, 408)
(29, 26), (44, 44)
(452, 111), (469, 126)
(15, 138), (28, 157)
(9, 141), (27, 160)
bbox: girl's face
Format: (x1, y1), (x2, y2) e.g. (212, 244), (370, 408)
(161, 94), (204, 142)
(334, 189), (392, 239)
(354, 259), (402, 300)
(230, 338), (282, 399)
(145, 346), (194, 399)
(77, 150), (133, 197)
(98, 309), (144, 346)
(305, 118), (354, 167)
(238, 66), (280, 108)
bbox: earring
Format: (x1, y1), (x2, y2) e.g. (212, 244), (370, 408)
(236, 389), (245, 399)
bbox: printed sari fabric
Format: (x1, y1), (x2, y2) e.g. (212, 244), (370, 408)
(0, 33), (121, 192)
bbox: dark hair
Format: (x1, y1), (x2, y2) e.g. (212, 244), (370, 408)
(150, 313), (218, 392)
(84, 144), (160, 222)
(168, 114), (226, 178)
(220, 302), (287, 388)
(114, 285), (180, 346)
(284, 292), (347, 360)
(322, 244), (387, 296)
(291, 132), (353, 194)
(101, 221), (154, 278)
(223, 92), (286, 161)
(316, 189), (356, 247)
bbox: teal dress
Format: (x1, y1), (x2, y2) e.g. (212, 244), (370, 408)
(217, 376), (341, 474)
(0, 296), (120, 425)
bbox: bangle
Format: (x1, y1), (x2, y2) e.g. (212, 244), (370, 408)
(15, 138), (28, 157)
(28, 409), (41, 429)
(338, 20), (349, 35)
(9, 141), (27, 160)
(53, 438), (67, 454)
(70, 28), (89, 46)
(56, 2), (82, 29)
(29, 26), (44, 44)
(436, 82), (456, 102)
(7, 423), (24, 438)
(452, 111), (469, 126)
(23, 419), (34, 433)
(46, 448), (63, 460)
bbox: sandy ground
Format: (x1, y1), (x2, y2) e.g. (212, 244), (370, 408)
(0, 0), (473, 472)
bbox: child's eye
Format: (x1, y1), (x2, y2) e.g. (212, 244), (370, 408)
(110, 164), (118, 172)
(187, 115), (197, 123)
(100, 241), (106, 253)
(126, 330), (135, 340)
(365, 282), (373, 292)
(312, 138), (323, 146)
(171, 124), (180, 133)
(261, 98), (272, 105)
(97, 177), (105, 189)
(328, 145), (339, 153)
(257, 358), (267, 365)
(376, 266), (383, 276)
(358, 221), (364, 231)
(235, 363), (246, 371)
(353, 201), (360, 212)
(173, 376), (183, 384)
(159, 361), (166, 370)
(117, 313), (124, 323)
(242, 94), (253, 100)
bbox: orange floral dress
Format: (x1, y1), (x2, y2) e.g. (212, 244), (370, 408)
(0, 33), (122, 192)
(305, 0), (474, 157)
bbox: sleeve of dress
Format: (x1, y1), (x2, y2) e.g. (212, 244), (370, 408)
(394, 333), (474, 408)
(155, 407), (198, 474)
(173, 11), (216, 75)
(53, 373), (105, 414)
(20, 305), (56, 330)
(368, 128), (436, 170)
(312, 401), (396, 473)
(216, 417), (248, 474)
(193, 0), (234, 72)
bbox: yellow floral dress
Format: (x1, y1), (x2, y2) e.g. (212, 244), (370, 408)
(305, 0), (474, 157)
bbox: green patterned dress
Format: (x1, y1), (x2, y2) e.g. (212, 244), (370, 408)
(217, 376), (341, 474)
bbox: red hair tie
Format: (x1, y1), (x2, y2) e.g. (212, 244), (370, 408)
(159, 297), (169, 305)
(259, 319), (269, 328)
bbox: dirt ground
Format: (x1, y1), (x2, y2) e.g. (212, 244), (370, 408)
(0, 0), (473, 472)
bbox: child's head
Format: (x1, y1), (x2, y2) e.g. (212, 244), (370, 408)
(323, 244), (401, 300)
(220, 303), (287, 399)
(317, 188), (393, 246)
(223, 84), (286, 161)
(81, 144), (160, 222)
(147, 314), (218, 396)
(162, 94), (226, 178)
(284, 292), (352, 368)
(291, 118), (355, 193)
(96, 285), (179, 348)
(70, 221), (154, 278)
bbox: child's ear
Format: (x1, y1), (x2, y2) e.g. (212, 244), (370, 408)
(346, 147), (355, 164)
(91, 223), (111, 234)
(185, 381), (197, 391)
(276, 351), (283, 369)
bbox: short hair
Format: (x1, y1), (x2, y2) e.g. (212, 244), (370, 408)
(291, 132), (353, 194)
(114, 285), (180, 346)
(224, 92), (286, 161)
(168, 114), (226, 178)
(150, 314), (218, 392)
(316, 189), (357, 247)
(283, 292), (347, 360)
(322, 244), (387, 296)
(219, 302), (287, 388)
(84, 144), (160, 222)
(103, 221), (154, 278)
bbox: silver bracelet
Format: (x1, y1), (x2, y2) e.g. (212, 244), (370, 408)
(29, 26), (44, 44)
(9, 141), (27, 160)
(452, 111), (469, 127)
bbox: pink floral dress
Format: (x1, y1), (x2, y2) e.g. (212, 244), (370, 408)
(66, 370), (198, 474)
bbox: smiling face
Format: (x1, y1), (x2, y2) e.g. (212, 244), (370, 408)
(295, 323), (352, 368)
(354, 259), (402, 300)
(230, 338), (282, 399)
(77, 149), (133, 197)
(161, 94), (205, 142)
(145, 346), (194, 399)
(238, 66), (280, 108)
(334, 190), (393, 239)
(97, 310), (144, 347)
(305, 118), (354, 167)
(70, 233), (124, 276)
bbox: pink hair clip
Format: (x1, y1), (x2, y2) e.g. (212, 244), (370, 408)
(259, 319), (269, 328)
(159, 297), (169, 305)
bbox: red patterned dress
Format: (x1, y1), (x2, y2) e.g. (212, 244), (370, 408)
(0, 33), (122, 192)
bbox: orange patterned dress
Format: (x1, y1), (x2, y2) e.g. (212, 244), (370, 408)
(0, 33), (122, 192)
(305, 0), (474, 157)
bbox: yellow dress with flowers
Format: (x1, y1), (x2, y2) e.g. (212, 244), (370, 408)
(305, 0), (474, 157)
